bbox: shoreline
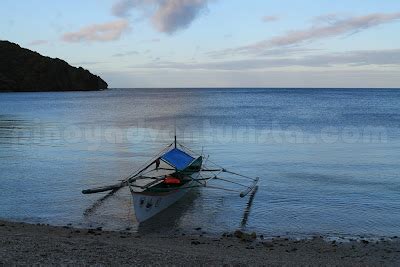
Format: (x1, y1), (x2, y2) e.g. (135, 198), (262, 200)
(1, 220), (399, 265)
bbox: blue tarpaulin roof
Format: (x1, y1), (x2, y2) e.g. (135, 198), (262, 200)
(161, 148), (195, 170)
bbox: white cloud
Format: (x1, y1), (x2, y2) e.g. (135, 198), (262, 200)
(102, 69), (400, 88)
(130, 49), (400, 70)
(62, 20), (130, 43)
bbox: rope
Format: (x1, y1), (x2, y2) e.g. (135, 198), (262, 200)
(223, 170), (257, 181)
(125, 142), (173, 182)
(179, 142), (258, 181)
(94, 141), (259, 197)
(205, 185), (242, 193)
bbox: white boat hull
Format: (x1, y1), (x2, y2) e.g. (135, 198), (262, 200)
(132, 181), (194, 223)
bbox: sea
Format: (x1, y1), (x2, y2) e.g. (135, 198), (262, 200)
(0, 88), (399, 239)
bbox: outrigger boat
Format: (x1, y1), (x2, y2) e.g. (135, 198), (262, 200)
(82, 137), (259, 223)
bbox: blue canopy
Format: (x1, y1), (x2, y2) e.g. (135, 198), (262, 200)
(161, 148), (195, 170)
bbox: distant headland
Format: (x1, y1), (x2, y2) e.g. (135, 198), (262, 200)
(0, 40), (108, 92)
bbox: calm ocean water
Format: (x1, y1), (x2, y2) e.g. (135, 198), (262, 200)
(0, 88), (399, 238)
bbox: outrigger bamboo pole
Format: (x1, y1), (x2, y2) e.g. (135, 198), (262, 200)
(239, 177), (259, 198)
(82, 143), (173, 195)
(82, 182), (126, 194)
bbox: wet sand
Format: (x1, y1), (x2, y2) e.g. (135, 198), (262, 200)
(1, 220), (399, 266)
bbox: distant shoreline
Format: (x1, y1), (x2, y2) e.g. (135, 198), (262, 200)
(1, 219), (399, 265)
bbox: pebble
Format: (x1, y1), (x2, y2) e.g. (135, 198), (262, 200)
(222, 233), (233, 238)
(234, 230), (257, 241)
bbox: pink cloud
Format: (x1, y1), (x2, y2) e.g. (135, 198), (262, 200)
(213, 12), (400, 56)
(62, 20), (130, 43)
(266, 12), (400, 47)
(151, 0), (209, 33)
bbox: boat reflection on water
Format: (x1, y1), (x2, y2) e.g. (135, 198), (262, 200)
(136, 189), (200, 235)
(240, 186), (258, 229)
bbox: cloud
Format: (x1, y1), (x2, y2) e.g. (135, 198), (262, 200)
(152, 0), (209, 33)
(112, 50), (139, 57)
(142, 38), (161, 43)
(262, 16), (279, 23)
(267, 13), (400, 47)
(312, 14), (342, 25)
(111, 0), (210, 34)
(62, 20), (130, 42)
(130, 49), (400, 70)
(215, 12), (400, 56)
(28, 40), (48, 46)
(208, 47), (320, 59)
(103, 69), (400, 88)
(111, 0), (139, 17)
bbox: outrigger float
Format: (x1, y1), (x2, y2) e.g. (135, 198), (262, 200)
(82, 137), (259, 223)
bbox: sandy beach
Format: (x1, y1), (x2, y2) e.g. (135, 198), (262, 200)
(0, 220), (399, 266)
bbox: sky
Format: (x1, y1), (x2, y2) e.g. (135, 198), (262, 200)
(1, 0), (400, 88)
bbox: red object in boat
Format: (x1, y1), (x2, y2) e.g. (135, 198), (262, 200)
(164, 176), (181, 185)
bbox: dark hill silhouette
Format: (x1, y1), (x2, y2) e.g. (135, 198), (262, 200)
(0, 41), (108, 92)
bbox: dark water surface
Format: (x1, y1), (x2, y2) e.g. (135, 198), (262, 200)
(0, 88), (399, 238)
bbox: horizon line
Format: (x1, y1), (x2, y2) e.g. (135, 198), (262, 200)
(109, 87), (400, 90)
